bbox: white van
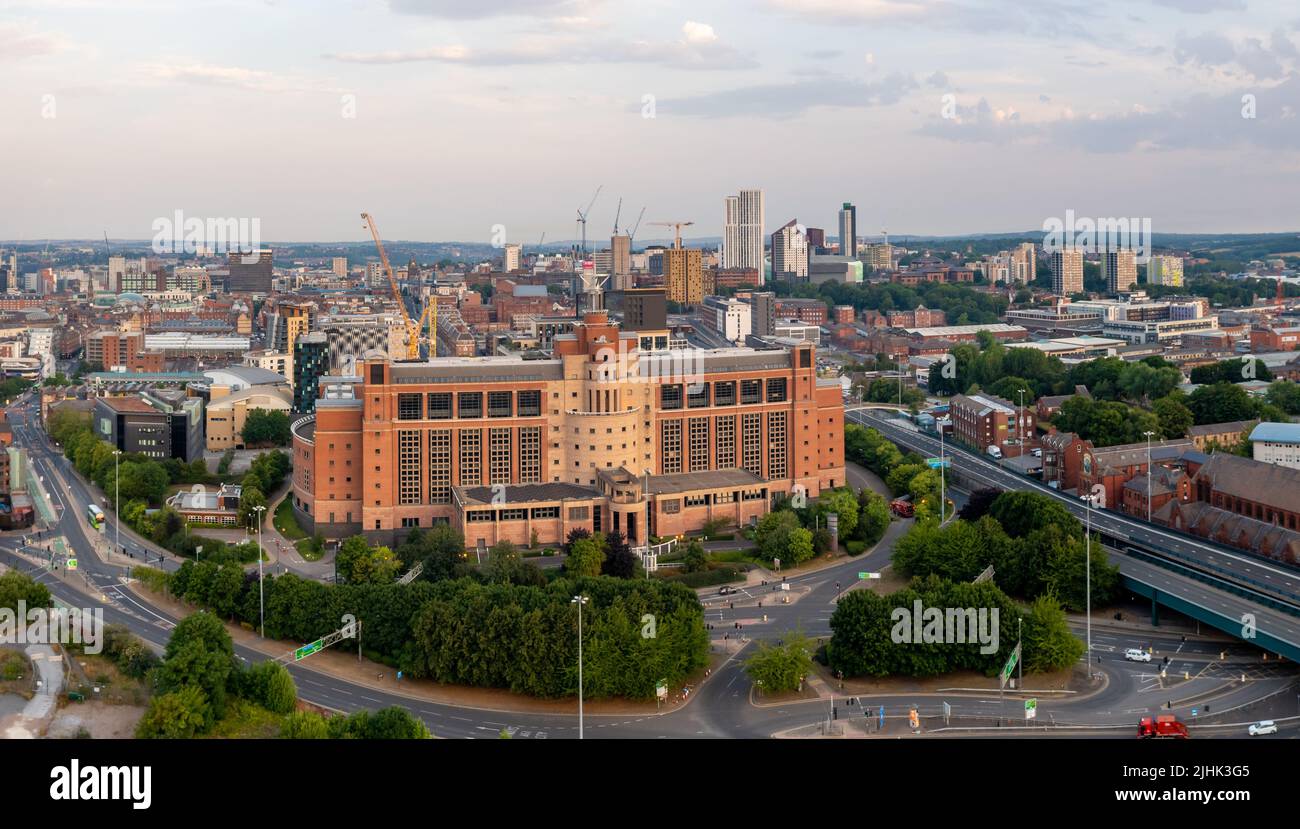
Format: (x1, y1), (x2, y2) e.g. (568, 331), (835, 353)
(1124, 648), (1151, 663)
(986, 445), (1003, 459)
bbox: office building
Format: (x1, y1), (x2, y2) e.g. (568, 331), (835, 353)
(1104, 249), (1138, 295)
(1050, 249), (1084, 296)
(226, 249), (273, 293)
(863, 243), (892, 270)
(751, 292), (776, 337)
(611, 234), (632, 290)
(771, 219), (808, 282)
(504, 243), (523, 272)
(293, 332), (329, 414)
(837, 203), (857, 256)
(93, 392), (204, 462)
(206, 384), (294, 451)
(1148, 255), (1184, 287)
(722, 189), (765, 271)
(289, 310), (845, 546)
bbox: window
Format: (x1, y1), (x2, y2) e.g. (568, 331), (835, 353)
(467, 510), (495, 523)
(397, 393), (422, 420)
(660, 384), (683, 410)
(687, 382), (710, 408)
(519, 427), (541, 484)
(799, 349), (812, 368)
(429, 429), (451, 504)
(458, 392), (483, 418)
(500, 509), (527, 521)
(370, 364), (384, 385)
(398, 430), (421, 505)
(716, 415), (736, 469)
(569, 506), (590, 520)
(401, 517), (420, 528)
(427, 392), (452, 420)
(741, 379), (762, 404)
(689, 417), (710, 472)
(518, 390), (541, 417)
(714, 381), (736, 407)
(489, 428), (512, 484)
(531, 506), (560, 519)
(742, 413), (762, 476)
(661, 420), (682, 474)
(488, 391), (513, 418)
(662, 499), (681, 514)
(459, 429), (482, 486)
(768, 411), (788, 479)
(766, 377), (788, 403)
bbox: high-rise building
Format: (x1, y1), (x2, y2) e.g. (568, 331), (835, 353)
(332, 257), (349, 278)
(107, 255), (126, 294)
(666, 248), (704, 305)
(863, 243), (892, 270)
(1051, 249), (1084, 296)
(1103, 249), (1138, 295)
(503, 243), (522, 272)
(611, 234), (632, 290)
(805, 227), (826, 254)
(722, 189), (765, 271)
(837, 203), (857, 257)
(1148, 255), (1184, 287)
(751, 291), (776, 337)
(771, 219), (808, 282)
(1010, 243), (1036, 285)
(226, 249), (273, 293)
(293, 332), (329, 414)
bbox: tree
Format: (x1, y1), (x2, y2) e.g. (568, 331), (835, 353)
(813, 487), (860, 540)
(1153, 394), (1194, 440)
(0, 570), (52, 613)
(754, 510), (804, 564)
(856, 491), (890, 547)
(682, 540), (707, 573)
(565, 535), (606, 577)
(155, 612), (237, 727)
(281, 710), (330, 739)
(600, 530), (638, 579)
(485, 540), (545, 586)
(237, 486), (268, 531)
(988, 491), (1082, 541)
(1265, 381), (1300, 415)
(1021, 595), (1086, 672)
(241, 661), (298, 714)
(745, 630), (815, 693)
(1187, 382), (1258, 425)
(241, 409), (292, 447)
(136, 686), (210, 739)
(957, 487), (1002, 522)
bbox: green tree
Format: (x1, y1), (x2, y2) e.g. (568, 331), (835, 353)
(1153, 393), (1194, 440)
(988, 491), (1082, 541)
(281, 711), (330, 739)
(237, 487), (268, 532)
(565, 535), (606, 577)
(155, 611), (238, 727)
(682, 540), (707, 573)
(241, 661), (298, 714)
(745, 630), (815, 693)
(1265, 381), (1300, 415)
(0, 570), (52, 612)
(1021, 595), (1086, 672)
(241, 409), (292, 447)
(1187, 382), (1259, 425)
(136, 686), (211, 739)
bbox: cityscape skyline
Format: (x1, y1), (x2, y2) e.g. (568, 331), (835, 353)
(3, 1), (1300, 242)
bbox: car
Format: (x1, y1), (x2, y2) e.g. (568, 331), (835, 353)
(1248, 720), (1278, 736)
(1124, 648), (1152, 663)
(718, 586), (733, 596)
(1031, 448), (1042, 458)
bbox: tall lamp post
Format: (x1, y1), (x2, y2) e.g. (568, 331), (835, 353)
(112, 450), (121, 558)
(253, 504), (267, 638)
(1080, 491), (1095, 678)
(571, 594), (588, 739)
(1143, 430), (1155, 522)
(1017, 389), (1028, 452)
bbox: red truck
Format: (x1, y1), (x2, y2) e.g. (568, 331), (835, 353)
(1137, 715), (1189, 739)
(890, 495), (914, 518)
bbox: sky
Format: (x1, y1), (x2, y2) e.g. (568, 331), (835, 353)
(2, 0), (1299, 245)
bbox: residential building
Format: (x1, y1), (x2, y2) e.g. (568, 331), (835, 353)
(665, 247), (705, 305)
(1187, 420), (1258, 451)
(948, 392), (1038, 457)
(1104, 249), (1138, 295)
(503, 243), (523, 272)
(1148, 255), (1184, 287)
(293, 332), (329, 414)
(771, 219), (809, 282)
(722, 189), (765, 271)
(1051, 248), (1084, 296)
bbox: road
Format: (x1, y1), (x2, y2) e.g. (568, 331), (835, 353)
(0, 389), (1292, 738)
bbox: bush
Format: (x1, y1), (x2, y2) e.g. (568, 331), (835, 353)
(845, 540), (866, 555)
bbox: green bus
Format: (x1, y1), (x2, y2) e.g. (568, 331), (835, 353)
(87, 504), (105, 531)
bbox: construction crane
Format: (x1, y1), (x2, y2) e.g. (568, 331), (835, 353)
(649, 221), (694, 249)
(628, 207), (646, 247)
(575, 185), (602, 258)
(360, 212), (420, 360)
(612, 197), (623, 236)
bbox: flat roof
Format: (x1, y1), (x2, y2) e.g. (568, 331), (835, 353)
(903, 323), (1027, 337)
(646, 468), (764, 495)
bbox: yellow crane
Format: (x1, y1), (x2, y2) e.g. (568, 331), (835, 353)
(361, 212), (421, 360)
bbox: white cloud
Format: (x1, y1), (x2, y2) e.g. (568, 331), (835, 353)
(682, 21), (717, 44)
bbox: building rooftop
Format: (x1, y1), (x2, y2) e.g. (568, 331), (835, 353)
(96, 396), (162, 415)
(457, 482), (597, 506)
(646, 468), (764, 495)
(1249, 422), (1300, 444)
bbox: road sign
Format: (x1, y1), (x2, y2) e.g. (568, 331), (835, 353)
(943, 701), (951, 725)
(294, 639), (323, 661)
(656, 679), (668, 700)
(1025, 698), (1038, 720)
(999, 644), (1021, 689)
(66, 558), (77, 571)
(879, 706), (885, 728)
(973, 565), (995, 584)
(858, 571), (882, 580)
(926, 457), (951, 469)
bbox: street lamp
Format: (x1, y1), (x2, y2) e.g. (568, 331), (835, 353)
(1143, 430), (1155, 523)
(254, 504), (267, 638)
(938, 422), (946, 522)
(571, 594), (588, 739)
(1017, 389), (1028, 449)
(112, 449), (121, 558)
(1080, 491), (1095, 678)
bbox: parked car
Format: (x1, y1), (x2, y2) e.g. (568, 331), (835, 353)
(1124, 648), (1152, 663)
(1031, 448), (1042, 458)
(1248, 720), (1278, 736)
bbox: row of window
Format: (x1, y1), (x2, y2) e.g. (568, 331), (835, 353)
(466, 505), (577, 522)
(659, 378), (787, 410)
(397, 390), (543, 421)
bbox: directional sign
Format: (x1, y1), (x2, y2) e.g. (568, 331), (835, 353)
(926, 457), (951, 469)
(999, 644), (1021, 690)
(858, 572), (881, 580)
(1025, 698), (1038, 720)
(656, 679), (668, 700)
(294, 640), (324, 661)
(943, 701), (951, 725)
(66, 558), (77, 571)
(879, 706), (885, 728)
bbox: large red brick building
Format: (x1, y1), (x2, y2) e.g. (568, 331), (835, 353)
(291, 311), (845, 547)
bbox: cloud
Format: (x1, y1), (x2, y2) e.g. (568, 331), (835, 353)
(926, 70), (949, 87)
(136, 62), (341, 93)
(764, 0), (1097, 37)
(657, 73), (920, 118)
(385, 0), (597, 19)
(1148, 0), (1246, 13)
(1174, 28), (1297, 80)
(327, 22), (756, 71)
(0, 21), (70, 60)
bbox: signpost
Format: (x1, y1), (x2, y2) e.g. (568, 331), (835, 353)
(943, 701), (951, 725)
(999, 644), (1021, 689)
(926, 457), (951, 469)
(656, 679), (668, 710)
(66, 558), (77, 571)
(1025, 698), (1038, 720)
(858, 572), (881, 580)
(294, 639), (324, 661)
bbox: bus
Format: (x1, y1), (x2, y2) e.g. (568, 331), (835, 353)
(87, 504), (105, 531)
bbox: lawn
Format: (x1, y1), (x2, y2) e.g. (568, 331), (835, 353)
(273, 497), (307, 541)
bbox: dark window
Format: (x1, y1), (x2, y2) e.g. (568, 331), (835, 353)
(766, 378), (788, 403)
(458, 392), (483, 418)
(427, 392), (452, 419)
(799, 349), (812, 368)
(687, 382), (710, 408)
(369, 364), (384, 385)
(488, 391), (513, 418)
(715, 381), (736, 406)
(397, 393), (422, 420)
(518, 390), (542, 417)
(741, 379), (762, 404)
(661, 384), (683, 410)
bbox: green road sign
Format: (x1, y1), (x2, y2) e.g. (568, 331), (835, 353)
(999, 644), (1020, 688)
(926, 457), (951, 469)
(858, 572), (881, 580)
(656, 679), (668, 699)
(294, 640), (323, 661)
(1025, 698), (1038, 719)
(66, 559), (78, 571)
